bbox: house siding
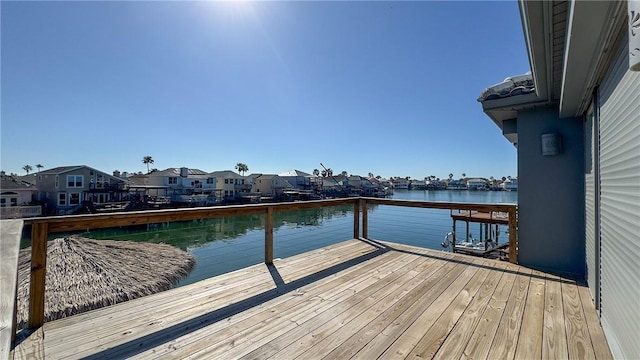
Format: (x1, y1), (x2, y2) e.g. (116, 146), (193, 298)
(516, 106), (585, 277)
(597, 35), (640, 360)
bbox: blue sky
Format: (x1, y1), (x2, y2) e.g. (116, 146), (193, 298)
(1, 1), (528, 180)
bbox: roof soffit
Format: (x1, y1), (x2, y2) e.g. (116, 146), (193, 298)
(519, 0), (553, 101)
(559, 0), (626, 117)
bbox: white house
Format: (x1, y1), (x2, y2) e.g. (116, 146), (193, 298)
(466, 178), (488, 191)
(144, 168), (216, 205)
(501, 178), (518, 191)
(0, 174), (41, 218)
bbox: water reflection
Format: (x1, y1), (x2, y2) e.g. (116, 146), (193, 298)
(83, 205), (357, 251)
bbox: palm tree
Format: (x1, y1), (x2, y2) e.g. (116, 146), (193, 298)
(341, 170), (348, 176)
(448, 173), (454, 180)
(22, 165), (33, 174)
(142, 156), (154, 173)
(461, 173), (466, 179)
(235, 163), (249, 175)
(313, 169), (320, 176)
(35, 164), (44, 172)
(327, 168), (333, 177)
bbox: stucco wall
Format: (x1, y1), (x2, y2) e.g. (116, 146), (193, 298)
(516, 106), (585, 278)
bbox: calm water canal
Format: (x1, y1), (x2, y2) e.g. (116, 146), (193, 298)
(80, 190), (517, 287)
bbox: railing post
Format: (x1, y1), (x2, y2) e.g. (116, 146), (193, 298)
(362, 199), (368, 239)
(353, 199), (360, 239)
(508, 206), (517, 264)
(265, 206), (274, 265)
(29, 222), (48, 329)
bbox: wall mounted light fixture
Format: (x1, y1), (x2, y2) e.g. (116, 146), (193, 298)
(541, 133), (562, 156)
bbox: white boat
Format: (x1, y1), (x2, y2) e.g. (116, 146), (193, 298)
(441, 232), (502, 252)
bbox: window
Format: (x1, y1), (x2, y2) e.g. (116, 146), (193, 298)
(69, 193), (80, 205)
(242, 179), (245, 184)
(0, 198), (5, 207)
(66, 175), (83, 188)
(58, 193), (67, 206)
(168, 177), (178, 184)
(55, 175), (59, 188)
(207, 178), (215, 184)
(224, 179), (229, 184)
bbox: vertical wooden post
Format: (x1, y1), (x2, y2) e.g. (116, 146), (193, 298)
(452, 217), (457, 249)
(29, 222), (48, 329)
(353, 199), (360, 239)
(508, 206), (517, 264)
(265, 206), (274, 265)
(362, 200), (368, 239)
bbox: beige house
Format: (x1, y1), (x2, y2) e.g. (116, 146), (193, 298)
(248, 174), (292, 198)
(209, 170), (250, 200)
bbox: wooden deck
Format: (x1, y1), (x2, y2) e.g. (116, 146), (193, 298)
(11, 239), (611, 360)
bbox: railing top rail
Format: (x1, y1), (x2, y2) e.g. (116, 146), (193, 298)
(22, 197), (516, 233)
(360, 197), (517, 212)
(23, 198), (358, 233)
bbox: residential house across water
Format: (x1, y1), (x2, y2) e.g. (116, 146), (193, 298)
(29, 166), (126, 215)
(144, 168), (217, 206)
(277, 170), (319, 191)
(247, 173), (293, 201)
(0, 173), (41, 219)
(208, 170), (251, 202)
(501, 177), (518, 191)
(466, 178), (488, 191)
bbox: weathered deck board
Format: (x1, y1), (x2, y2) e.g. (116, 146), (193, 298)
(485, 267), (532, 360)
(11, 239), (612, 360)
(577, 285), (613, 360)
(562, 280), (596, 360)
(542, 272), (569, 359)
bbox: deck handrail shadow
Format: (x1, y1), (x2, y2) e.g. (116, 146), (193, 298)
(79, 239), (389, 359)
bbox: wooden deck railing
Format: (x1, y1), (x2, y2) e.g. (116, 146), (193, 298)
(20, 198), (517, 331)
